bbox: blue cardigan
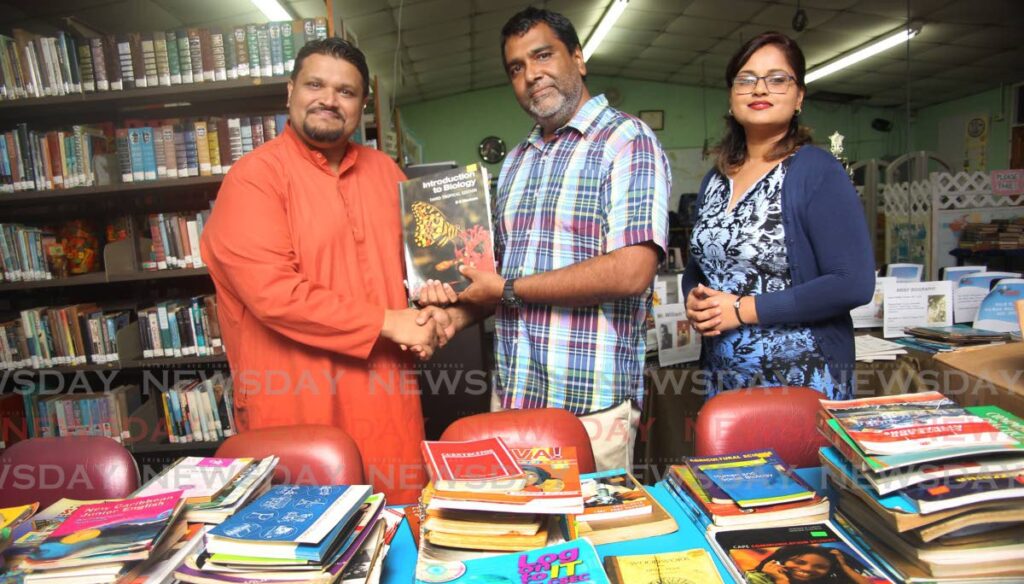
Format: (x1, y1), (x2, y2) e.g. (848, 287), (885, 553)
(681, 145), (875, 387)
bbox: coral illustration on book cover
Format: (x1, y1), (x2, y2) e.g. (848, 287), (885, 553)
(400, 164), (496, 296)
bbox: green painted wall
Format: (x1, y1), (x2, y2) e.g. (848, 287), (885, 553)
(911, 85), (1013, 171)
(400, 75), (907, 177)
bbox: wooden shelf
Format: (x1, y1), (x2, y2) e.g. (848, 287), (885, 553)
(6, 354), (227, 373)
(0, 77), (290, 122)
(0, 268), (210, 292)
(0, 272), (109, 291)
(128, 440), (222, 454)
(0, 175), (224, 207)
(127, 354), (228, 368)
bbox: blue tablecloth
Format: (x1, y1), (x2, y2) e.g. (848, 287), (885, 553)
(381, 468), (824, 583)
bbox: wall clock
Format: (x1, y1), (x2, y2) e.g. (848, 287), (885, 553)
(478, 135), (507, 164)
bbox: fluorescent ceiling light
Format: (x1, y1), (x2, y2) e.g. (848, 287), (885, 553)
(582, 0), (629, 62)
(251, 0), (292, 21)
(806, 25), (921, 84)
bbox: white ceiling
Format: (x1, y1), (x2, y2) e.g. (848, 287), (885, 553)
(2, 0), (1022, 109)
(342, 0), (1024, 108)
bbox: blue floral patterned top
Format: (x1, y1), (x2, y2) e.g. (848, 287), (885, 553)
(689, 160), (850, 400)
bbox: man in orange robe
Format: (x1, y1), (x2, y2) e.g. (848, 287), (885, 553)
(200, 38), (447, 503)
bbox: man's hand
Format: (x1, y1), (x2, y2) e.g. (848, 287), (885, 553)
(458, 265), (504, 307)
(414, 279), (458, 307)
(381, 308), (438, 360)
(685, 284), (724, 337)
(415, 306), (456, 348)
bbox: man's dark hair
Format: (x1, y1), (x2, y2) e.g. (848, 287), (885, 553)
(291, 37), (370, 96)
(500, 7), (582, 68)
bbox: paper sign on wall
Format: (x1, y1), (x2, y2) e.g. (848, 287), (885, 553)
(991, 169), (1024, 196)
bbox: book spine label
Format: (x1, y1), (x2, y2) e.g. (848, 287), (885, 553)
(127, 127), (144, 181)
(226, 117), (242, 164)
(173, 124), (188, 178)
(210, 28), (226, 81)
(89, 37), (108, 90)
(193, 120), (211, 176)
(140, 126), (158, 180)
(141, 34), (158, 86)
(186, 29), (203, 83)
(129, 32), (147, 88)
(233, 27), (249, 77)
(161, 124), (178, 178)
(77, 43), (95, 92)
(280, 21), (294, 73)
(116, 35), (134, 89)
(256, 25), (272, 77)
(165, 31), (181, 84)
(207, 121), (222, 175)
(245, 24), (260, 77)
(176, 30), (193, 84)
(153, 125), (166, 178)
(153, 34), (171, 86)
(196, 28), (213, 82)
(183, 122), (199, 177)
(268, 23), (284, 76)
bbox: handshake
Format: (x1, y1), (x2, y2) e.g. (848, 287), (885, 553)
(380, 306), (456, 360)
(383, 267), (503, 360)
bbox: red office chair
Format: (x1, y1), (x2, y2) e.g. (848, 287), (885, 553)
(694, 386), (829, 468)
(440, 408), (597, 475)
(0, 436), (140, 509)
(216, 425), (365, 485)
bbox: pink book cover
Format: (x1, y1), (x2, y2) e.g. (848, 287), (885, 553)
(51, 491), (183, 537)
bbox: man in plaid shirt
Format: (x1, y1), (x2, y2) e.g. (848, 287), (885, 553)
(418, 7), (670, 471)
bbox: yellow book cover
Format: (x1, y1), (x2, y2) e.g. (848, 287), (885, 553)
(605, 548), (724, 584)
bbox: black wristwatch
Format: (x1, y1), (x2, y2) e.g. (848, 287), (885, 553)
(500, 278), (523, 308)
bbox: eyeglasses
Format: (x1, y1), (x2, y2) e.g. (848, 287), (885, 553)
(732, 74), (795, 94)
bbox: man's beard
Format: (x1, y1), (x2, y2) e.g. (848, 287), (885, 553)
(303, 110), (347, 143)
(527, 77), (583, 128)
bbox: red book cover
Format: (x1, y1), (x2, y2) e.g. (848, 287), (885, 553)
(421, 437), (524, 491)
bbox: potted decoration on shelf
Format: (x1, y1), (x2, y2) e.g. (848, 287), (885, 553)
(58, 219), (102, 274)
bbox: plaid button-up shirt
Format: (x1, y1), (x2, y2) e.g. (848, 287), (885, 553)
(493, 94), (670, 415)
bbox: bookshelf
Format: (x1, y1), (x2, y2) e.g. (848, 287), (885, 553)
(0, 20), (324, 465)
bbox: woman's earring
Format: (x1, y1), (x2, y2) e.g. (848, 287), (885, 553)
(795, 108), (802, 115)
(728, 108), (733, 116)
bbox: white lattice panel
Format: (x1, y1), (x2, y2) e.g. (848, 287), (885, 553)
(930, 172), (1024, 209)
(883, 180), (932, 215)
(932, 171), (990, 195)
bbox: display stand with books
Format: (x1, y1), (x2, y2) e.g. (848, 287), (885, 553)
(818, 392), (1024, 581)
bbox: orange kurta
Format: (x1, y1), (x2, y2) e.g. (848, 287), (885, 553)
(199, 123), (425, 503)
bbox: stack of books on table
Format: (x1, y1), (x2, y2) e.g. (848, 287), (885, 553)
(855, 334), (908, 362)
(173, 484), (389, 584)
(566, 468), (677, 545)
(133, 455), (278, 525)
(416, 438), (584, 562)
(818, 391), (1024, 582)
(897, 325), (1011, 353)
(11, 492), (187, 584)
(662, 448), (830, 530)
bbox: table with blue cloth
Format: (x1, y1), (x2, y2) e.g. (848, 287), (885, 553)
(380, 468), (824, 583)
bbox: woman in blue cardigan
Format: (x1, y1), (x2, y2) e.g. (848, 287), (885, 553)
(682, 32), (874, 400)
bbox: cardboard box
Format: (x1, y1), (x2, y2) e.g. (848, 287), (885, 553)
(931, 342), (1024, 417)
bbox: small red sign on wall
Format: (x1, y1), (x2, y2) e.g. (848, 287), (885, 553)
(991, 169), (1024, 196)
